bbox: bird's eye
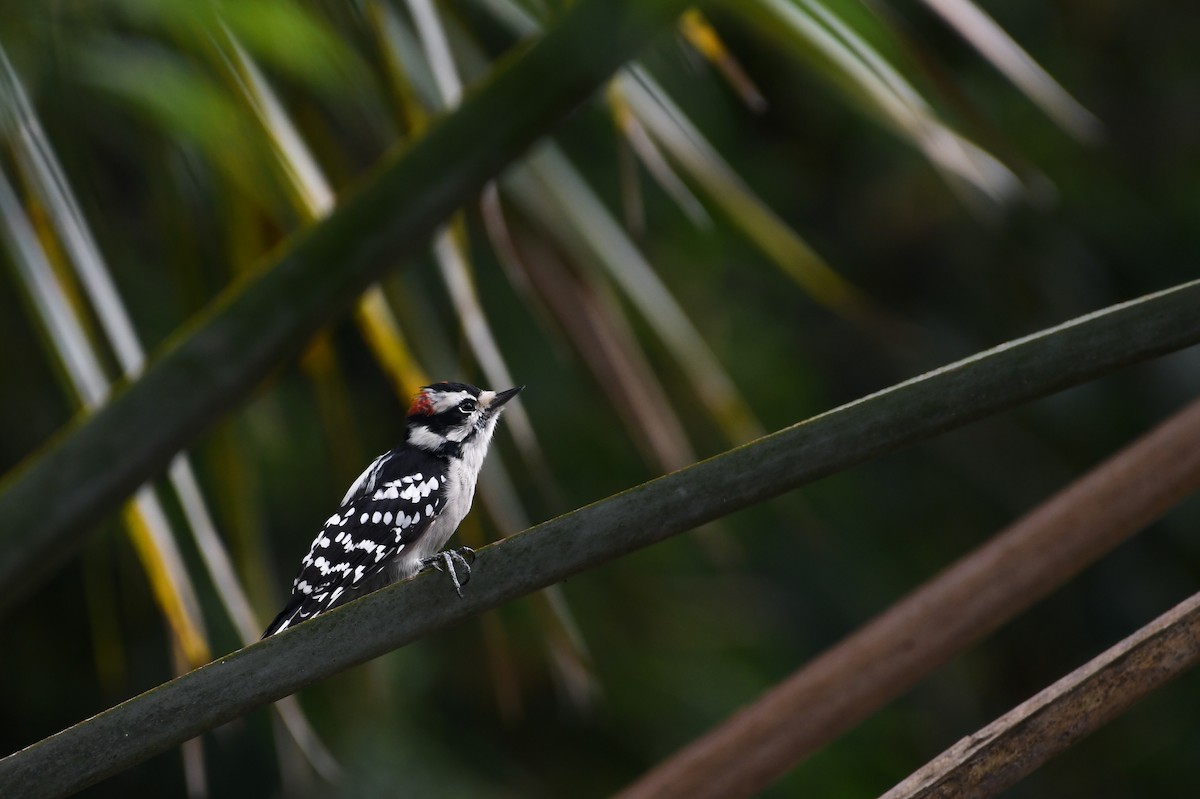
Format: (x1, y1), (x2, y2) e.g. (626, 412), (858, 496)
(458, 399), (477, 414)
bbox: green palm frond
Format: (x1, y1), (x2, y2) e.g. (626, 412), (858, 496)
(4, 0), (1193, 796)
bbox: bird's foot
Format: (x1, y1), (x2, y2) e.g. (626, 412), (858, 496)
(419, 546), (476, 597)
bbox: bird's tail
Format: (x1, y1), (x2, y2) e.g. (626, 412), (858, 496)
(262, 595), (305, 638)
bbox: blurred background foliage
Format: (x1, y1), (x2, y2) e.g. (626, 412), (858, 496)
(1, 0), (1199, 796)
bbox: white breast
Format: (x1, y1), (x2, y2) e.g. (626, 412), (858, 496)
(390, 417), (498, 579)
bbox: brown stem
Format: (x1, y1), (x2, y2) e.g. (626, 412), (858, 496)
(617, 396), (1200, 799)
(881, 590), (1200, 798)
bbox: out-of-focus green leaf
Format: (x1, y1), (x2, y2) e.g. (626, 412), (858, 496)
(80, 38), (281, 212)
(0, 166), (212, 666)
(6, 43), (342, 780)
(122, 491), (211, 666)
(678, 10), (766, 112)
(918, 0), (1102, 141)
(218, 0), (367, 93)
(740, 0), (1025, 207)
(608, 84), (711, 228)
(0, 0), (698, 614)
(509, 144), (764, 444)
(391, 0), (563, 496)
(110, 0), (370, 94)
(370, 0), (442, 120)
(392, 0), (596, 704)
(405, 0), (465, 107)
(620, 68), (878, 323)
(222, 33), (336, 217)
(4, 277), (1199, 797)
(499, 217), (696, 471)
(435, 221), (555, 477)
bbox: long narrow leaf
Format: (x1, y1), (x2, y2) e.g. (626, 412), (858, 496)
(405, 0), (464, 107)
(918, 0), (1102, 141)
(3, 71), (218, 695)
(0, 0), (698, 612)
(6, 45), (251, 643)
(1, 279), (1197, 798)
(677, 9), (767, 112)
(6, 48), (340, 781)
(434, 223), (552, 473)
(618, 395), (1200, 799)
(0, 167), (209, 663)
(620, 68), (874, 320)
(0, 170), (108, 407)
(0, 51), (144, 377)
(743, 0), (1024, 206)
(503, 225), (695, 471)
(220, 31), (335, 216)
(400, 0), (593, 699)
(223, 25), (428, 425)
(607, 84), (711, 228)
(2, 96), (219, 671)
(513, 144), (763, 443)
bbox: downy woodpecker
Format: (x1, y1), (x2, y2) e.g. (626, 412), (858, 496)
(264, 382), (522, 636)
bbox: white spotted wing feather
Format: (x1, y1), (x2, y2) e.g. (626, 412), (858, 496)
(264, 449), (449, 635)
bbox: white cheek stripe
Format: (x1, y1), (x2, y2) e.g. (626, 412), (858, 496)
(408, 424), (448, 450)
(447, 424), (472, 442)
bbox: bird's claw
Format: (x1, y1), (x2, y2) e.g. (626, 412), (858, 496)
(420, 546), (476, 597)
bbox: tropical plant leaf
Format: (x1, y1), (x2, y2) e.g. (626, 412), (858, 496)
(0, 166), (210, 664)
(678, 9), (767, 112)
(917, 0), (1102, 141)
(3, 45), (342, 781)
(3, 279), (1198, 797)
(0, 0), (697, 620)
(741, 0), (1025, 207)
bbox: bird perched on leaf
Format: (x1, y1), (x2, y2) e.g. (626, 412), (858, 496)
(264, 381), (523, 636)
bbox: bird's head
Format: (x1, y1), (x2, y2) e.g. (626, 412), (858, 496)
(406, 382), (523, 456)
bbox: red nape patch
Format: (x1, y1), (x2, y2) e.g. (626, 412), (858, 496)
(408, 392), (436, 416)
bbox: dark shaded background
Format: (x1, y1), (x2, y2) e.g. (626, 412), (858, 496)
(2, 0), (1198, 796)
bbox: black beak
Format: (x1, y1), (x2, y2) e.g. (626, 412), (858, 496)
(490, 385), (524, 409)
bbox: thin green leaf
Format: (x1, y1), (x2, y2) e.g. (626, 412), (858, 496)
(743, 0), (1024, 205)
(405, 0), (465, 107)
(7, 52), (340, 780)
(0, 0), (698, 618)
(512, 143), (764, 443)
(220, 31), (336, 216)
(3, 278), (1198, 798)
(3, 45), (317, 778)
(608, 85), (712, 228)
(6, 48), (258, 645)
(919, 0), (1102, 141)
(0, 167), (210, 663)
(400, 0), (564, 497)
(371, 0), (442, 115)
(620, 68), (876, 320)
(678, 9), (767, 112)
(497, 220), (696, 471)
(217, 0), (368, 94)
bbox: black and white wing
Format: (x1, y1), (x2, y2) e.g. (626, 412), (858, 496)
(264, 449), (448, 636)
